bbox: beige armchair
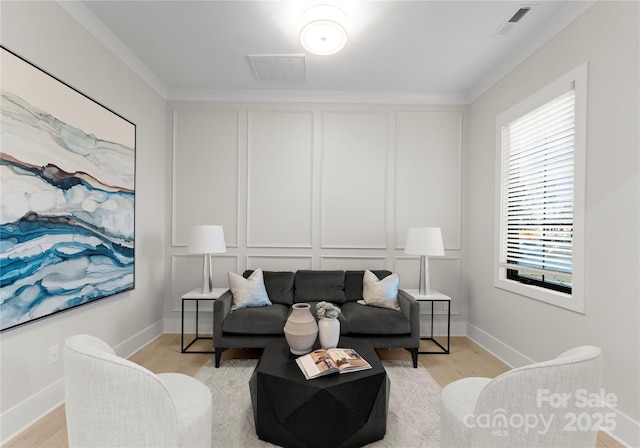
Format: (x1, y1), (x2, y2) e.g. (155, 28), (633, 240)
(441, 346), (602, 448)
(64, 334), (212, 447)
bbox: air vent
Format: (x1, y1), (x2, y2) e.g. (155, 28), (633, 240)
(509, 7), (531, 23)
(494, 5), (534, 37)
(247, 54), (306, 81)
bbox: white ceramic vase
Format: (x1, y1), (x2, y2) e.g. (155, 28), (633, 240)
(318, 317), (340, 350)
(284, 303), (318, 355)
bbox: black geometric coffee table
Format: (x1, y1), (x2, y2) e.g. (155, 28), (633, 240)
(249, 337), (389, 448)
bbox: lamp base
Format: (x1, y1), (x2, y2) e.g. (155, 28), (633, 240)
(201, 253), (212, 295)
(418, 255), (432, 296)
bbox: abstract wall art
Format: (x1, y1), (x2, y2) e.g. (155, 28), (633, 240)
(0, 47), (136, 331)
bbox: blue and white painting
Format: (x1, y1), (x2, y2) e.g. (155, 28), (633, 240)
(0, 47), (136, 331)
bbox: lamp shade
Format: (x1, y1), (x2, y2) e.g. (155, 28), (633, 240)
(404, 227), (445, 256)
(187, 225), (226, 254)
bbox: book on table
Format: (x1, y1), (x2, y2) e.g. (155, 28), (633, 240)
(296, 348), (372, 380)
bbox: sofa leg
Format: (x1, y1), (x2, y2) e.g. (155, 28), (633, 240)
(407, 348), (419, 368)
(215, 348), (227, 368)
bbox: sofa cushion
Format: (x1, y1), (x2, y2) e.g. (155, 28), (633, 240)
(344, 270), (392, 303)
(243, 270), (295, 305)
(359, 270), (400, 311)
(223, 303), (289, 335)
(229, 268), (272, 310)
(341, 302), (410, 335)
(294, 270), (346, 304)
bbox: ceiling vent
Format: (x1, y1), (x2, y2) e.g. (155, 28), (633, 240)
(494, 6), (533, 37)
(248, 54), (306, 81)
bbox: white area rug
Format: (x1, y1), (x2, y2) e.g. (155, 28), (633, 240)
(196, 358), (441, 447)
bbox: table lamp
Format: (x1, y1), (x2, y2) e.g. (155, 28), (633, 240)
(188, 225), (226, 294)
(404, 227), (445, 295)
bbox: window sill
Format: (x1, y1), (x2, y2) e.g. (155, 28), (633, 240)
(494, 277), (584, 314)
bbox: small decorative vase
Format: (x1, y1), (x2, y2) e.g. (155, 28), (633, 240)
(318, 317), (340, 350)
(284, 303), (318, 355)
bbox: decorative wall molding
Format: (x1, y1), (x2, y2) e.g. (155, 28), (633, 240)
(246, 255), (313, 271)
(171, 108), (241, 247)
(168, 102), (465, 340)
(320, 111), (390, 249)
(394, 110), (463, 251)
(320, 255), (388, 271)
(246, 110), (314, 248)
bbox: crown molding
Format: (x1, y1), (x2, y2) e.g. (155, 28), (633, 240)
(167, 89), (467, 105)
(465, 0), (596, 104)
(59, 0), (594, 106)
(56, 0), (169, 98)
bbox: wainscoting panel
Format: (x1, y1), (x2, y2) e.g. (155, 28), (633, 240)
(246, 255), (313, 272)
(320, 256), (388, 271)
(168, 101), (466, 338)
(394, 111), (462, 250)
(172, 108), (239, 246)
(321, 112), (389, 249)
(247, 110), (313, 247)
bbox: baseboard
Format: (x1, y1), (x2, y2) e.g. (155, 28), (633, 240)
(466, 322), (535, 368)
(115, 319), (165, 358)
(0, 378), (65, 446)
(419, 314), (467, 338)
(0, 319), (165, 446)
(466, 322), (640, 448)
(606, 407), (640, 448)
(164, 315), (213, 335)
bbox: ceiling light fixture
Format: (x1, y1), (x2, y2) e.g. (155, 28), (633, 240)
(299, 4), (348, 56)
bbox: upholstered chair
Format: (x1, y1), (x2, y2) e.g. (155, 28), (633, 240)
(441, 345), (602, 448)
(63, 334), (212, 447)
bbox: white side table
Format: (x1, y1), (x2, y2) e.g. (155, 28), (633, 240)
(406, 289), (451, 354)
(181, 288), (227, 353)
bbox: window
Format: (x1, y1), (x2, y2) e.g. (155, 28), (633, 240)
(495, 64), (587, 312)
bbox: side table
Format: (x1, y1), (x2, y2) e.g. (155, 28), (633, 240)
(181, 288), (227, 353)
(407, 289), (451, 354)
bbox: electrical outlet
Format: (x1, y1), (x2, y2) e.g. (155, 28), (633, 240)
(49, 345), (59, 365)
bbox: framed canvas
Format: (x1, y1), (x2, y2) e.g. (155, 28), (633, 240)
(0, 47), (136, 331)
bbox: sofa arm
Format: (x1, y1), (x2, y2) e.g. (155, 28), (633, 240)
(213, 290), (233, 342)
(398, 289), (420, 344)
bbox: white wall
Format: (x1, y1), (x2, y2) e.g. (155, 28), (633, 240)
(465, 2), (639, 446)
(0, 2), (167, 443)
(166, 102), (465, 338)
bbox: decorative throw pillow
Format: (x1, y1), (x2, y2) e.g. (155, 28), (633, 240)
(357, 269), (400, 311)
(228, 268), (272, 310)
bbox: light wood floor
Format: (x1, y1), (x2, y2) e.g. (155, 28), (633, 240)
(5, 335), (622, 448)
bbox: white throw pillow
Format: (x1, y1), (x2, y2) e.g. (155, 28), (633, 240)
(358, 270), (400, 311)
(228, 268), (272, 310)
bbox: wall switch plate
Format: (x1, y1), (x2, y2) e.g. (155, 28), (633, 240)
(49, 345), (59, 365)
(443, 302), (449, 311)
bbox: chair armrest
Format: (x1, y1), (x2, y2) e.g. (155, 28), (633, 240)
(398, 289), (420, 343)
(213, 290), (233, 341)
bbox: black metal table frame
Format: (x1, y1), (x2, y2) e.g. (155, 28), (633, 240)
(181, 297), (215, 354)
(419, 298), (450, 354)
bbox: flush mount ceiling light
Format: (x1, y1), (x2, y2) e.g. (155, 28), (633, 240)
(299, 4), (348, 56)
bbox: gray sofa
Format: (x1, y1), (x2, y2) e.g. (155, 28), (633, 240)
(213, 270), (420, 367)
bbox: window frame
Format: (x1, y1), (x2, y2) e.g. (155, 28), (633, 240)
(494, 63), (587, 313)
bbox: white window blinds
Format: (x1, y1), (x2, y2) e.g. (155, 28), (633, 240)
(501, 88), (575, 282)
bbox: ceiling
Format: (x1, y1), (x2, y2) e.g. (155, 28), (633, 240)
(64, 1), (594, 104)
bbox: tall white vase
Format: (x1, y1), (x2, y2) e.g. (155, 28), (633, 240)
(284, 303), (318, 355)
(318, 318), (340, 350)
